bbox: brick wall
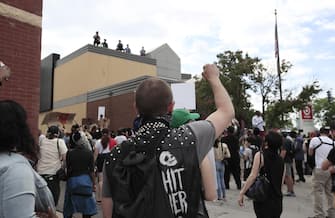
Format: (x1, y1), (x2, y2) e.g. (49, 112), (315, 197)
(0, 1), (42, 139)
(87, 92), (137, 131)
(1, 0), (42, 16)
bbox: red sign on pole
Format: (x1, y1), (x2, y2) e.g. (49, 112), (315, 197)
(301, 105), (313, 120)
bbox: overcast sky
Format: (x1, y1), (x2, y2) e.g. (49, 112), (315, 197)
(41, 0), (335, 111)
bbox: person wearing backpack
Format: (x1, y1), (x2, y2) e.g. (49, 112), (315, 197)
(243, 136), (258, 181)
(306, 131), (317, 173)
(308, 127), (335, 218)
(280, 132), (296, 197)
(321, 143), (335, 209)
(294, 131), (306, 183)
(101, 64), (235, 218)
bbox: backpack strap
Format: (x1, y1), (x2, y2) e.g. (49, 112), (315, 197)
(316, 136), (334, 149)
(56, 139), (63, 161)
(315, 137), (322, 150)
(258, 151), (267, 177)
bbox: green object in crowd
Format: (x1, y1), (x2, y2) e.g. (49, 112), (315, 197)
(171, 108), (200, 128)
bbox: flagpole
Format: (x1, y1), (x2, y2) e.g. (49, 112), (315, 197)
(275, 9), (284, 122)
(275, 9), (283, 103)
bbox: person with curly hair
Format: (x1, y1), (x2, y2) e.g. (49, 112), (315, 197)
(0, 100), (57, 217)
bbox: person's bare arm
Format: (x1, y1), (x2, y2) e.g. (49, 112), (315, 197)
(308, 147), (314, 156)
(321, 159), (332, 170)
(321, 159), (335, 174)
(238, 152), (262, 206)
(203, 64), (235, 139)
(94, 143), (99, 162)
(282, 166), (286, 185)
(36, 207), (58, 218)
(101, 197), (113, 218)
(308, 139), (316, 156)
(280, 149), (286, 159)
(200, 155), (217, 201)
(61, 153), (67, 162)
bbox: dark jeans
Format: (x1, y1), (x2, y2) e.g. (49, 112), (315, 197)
(295, 159), (305, 181)
(224, 159), (241, 189)
(41, 174), (60, 206)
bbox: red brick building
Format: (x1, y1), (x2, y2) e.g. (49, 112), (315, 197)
(0, 1), (42, 137)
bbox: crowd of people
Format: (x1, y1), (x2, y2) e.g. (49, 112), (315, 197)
(229, 117), (335, 218)
(93, 31), (146, 56)
(1, 63), (335, 218)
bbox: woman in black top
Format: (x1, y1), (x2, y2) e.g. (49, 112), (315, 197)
(63, 132), (97, 218)
(238, 131), (285, 218)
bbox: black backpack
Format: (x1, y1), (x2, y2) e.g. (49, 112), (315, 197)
(249, 144), (259, 164)
(104, 121), (207, 218)
(286, 138), (296, 160)
(307, 137), (334, 169)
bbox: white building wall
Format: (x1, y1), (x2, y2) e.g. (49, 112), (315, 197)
(147, 44), (181, 80)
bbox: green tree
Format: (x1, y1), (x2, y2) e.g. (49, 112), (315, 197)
(250, 63), (278, 116)
(195, 50), (260, 126)
(261, 59), (320, 128)
(265, 81), (321, 128)
(313, 96), (335, 127)
(216, 51), (261, 124)
(195, 75), (215, 118)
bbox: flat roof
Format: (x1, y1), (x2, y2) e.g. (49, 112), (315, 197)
(56, 44), (157, 67)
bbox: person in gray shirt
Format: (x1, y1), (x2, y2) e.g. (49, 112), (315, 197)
(101, 64), (235, 217)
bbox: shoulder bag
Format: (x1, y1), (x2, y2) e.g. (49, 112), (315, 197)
(245, 151), (270, 202)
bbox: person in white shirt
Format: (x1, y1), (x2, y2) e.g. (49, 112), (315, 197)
(114, 128), (128, 145)
(309, 127), (335, 218)
(252, 111), (265, 137)
(38, 125), (68, 206)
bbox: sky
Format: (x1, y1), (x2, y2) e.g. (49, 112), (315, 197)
(41, 0), (335, 111)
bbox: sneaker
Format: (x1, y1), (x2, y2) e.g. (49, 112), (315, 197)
(213, 199), (222, 203)
(284, 192), (296, 197)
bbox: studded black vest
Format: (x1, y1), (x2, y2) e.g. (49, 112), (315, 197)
(104, 119), (207, 218)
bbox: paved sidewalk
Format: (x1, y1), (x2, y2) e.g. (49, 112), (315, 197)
(57, 175), (316, 217)
(207, 176), (314, 218)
